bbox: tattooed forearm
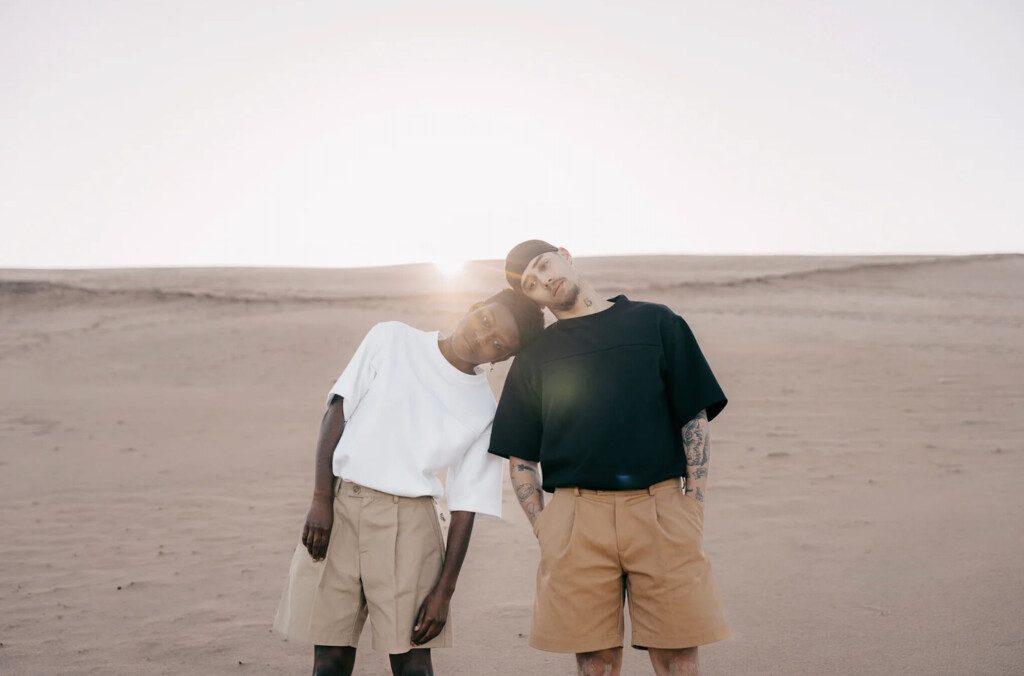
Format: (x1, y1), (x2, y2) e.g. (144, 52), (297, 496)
(682, 410), (709, 468)
(682, 410), (711, 505)
(509, 456), (545, 527)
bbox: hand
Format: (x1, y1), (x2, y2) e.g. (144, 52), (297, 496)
(302, 497), (334, 560)
(411, 586), (451, 645)
(529, 507), (544, 538)
(684, 487), (705, 512)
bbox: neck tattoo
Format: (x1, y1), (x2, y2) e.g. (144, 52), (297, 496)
(584, 297), (593, 308)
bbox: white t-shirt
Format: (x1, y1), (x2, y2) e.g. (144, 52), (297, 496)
(327, 321), (504, 518)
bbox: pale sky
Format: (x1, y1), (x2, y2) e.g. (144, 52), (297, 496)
(2, 1), (1021, 268)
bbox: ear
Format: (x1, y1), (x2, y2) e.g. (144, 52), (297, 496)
(557, 247), (573, 266)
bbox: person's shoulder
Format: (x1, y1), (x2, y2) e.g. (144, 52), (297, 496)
(616, 296), (682, 323)
(363, 320), (416, 345)
(370, 320), (419, 334)
(620, 299), (700, 344)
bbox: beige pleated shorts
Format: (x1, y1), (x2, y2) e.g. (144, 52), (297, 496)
(529, 477), (730, 653)
(273, 479), (450, 653)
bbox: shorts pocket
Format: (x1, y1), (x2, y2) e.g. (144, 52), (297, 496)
(652, 489), (703, 544)
(535, 493), (576, 558)
(422, 498), (446, 556)
(531, 494), (555, 537)
(681, 491), (706, 522)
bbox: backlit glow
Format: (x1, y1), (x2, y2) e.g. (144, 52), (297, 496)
(433, 258), (465, 277)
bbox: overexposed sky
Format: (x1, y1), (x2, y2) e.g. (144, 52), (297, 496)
(1, 1), (1021, 268)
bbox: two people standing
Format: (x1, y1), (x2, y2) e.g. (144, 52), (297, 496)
(274, 240), (729, 675)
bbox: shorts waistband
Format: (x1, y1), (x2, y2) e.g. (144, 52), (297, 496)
(333, 478), (430, 502)
(554, 477), (684, 497)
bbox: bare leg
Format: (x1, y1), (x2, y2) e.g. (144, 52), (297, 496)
(648, 646), (699, 676)
(576, 647), (623, 676)
(389, 648), (433, 676)
(312, 645), (356, 676)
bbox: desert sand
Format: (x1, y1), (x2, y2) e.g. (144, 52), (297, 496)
(1, 254), (1022, 675)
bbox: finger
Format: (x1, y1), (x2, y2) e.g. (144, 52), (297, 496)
(316, 528), (331, 560)
(419, 620), (437, 644)
(412, 619), (430, 645)
(411, 614), (436, 643)
(306, 527), (317, 559)
(303, 525), (316, 557)
(312, 528), (326, 560)
(411, 621), (425, 644)
(423, 619), (444, 643)
(412, 600), (427, 634)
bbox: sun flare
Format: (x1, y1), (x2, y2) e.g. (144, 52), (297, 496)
(432, 258), (465, 277)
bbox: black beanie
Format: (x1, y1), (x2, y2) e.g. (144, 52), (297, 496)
(504, 239), (558, 290)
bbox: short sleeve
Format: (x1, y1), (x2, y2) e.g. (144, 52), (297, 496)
(328, 322), (391, 421)
(660, 312), (727, 425)
(488, 355), (543, 461)
(446, 426), (504, 518)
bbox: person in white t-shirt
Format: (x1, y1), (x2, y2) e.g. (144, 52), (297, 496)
(273, 289), (544, 676)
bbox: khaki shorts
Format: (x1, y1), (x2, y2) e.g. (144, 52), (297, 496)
(529, 478), (730, 653)
(273, 479), (451, 653)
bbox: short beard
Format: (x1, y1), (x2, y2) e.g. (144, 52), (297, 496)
(552, 283), (580, 312)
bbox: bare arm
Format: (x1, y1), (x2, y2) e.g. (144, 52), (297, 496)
(509, 457), (544, 527)
(301, 395), (346, 560)
(682, 409), (711, 506)
(411, 509), (476, 645)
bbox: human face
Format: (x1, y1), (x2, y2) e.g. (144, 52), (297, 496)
(448, 302), (523, 366)
(519, 251), (580, 311)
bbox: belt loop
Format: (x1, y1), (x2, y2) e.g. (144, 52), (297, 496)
(573, 487), (581, 496)
(393, 495), (398, 504)
(648, 485), (656, 496)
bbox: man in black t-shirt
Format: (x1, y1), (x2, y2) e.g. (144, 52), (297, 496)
(488, 240), (730, 676)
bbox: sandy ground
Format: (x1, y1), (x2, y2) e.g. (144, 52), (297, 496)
(1, 254), (1022, 675)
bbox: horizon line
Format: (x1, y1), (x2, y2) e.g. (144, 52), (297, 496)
(1, 250), (1022, 273)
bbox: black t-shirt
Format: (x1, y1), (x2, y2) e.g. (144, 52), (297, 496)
(488, 295), (727, 491)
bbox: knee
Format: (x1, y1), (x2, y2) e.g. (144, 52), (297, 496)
(649, 646), (699, 673)
(576, 648), (621, 676)
(313, 666), (339, 676)
(393, 666), (432, 676)
(313, 645), (355, 676)
(390, 650), (433, 676)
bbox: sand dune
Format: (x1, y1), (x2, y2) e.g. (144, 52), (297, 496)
(1, 254), (1022, 675)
